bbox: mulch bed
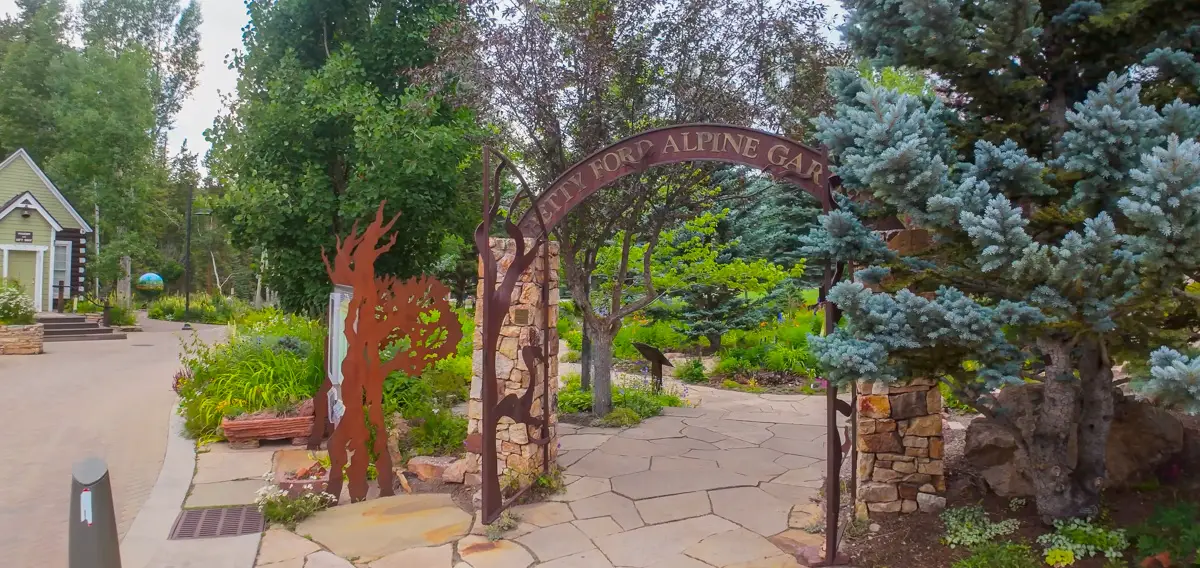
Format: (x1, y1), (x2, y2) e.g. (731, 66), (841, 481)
(845, 411), (1200, 568)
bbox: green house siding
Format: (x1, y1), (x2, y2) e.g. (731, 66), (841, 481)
(0, 152), (85, 232)
(0, 213), (53, 310)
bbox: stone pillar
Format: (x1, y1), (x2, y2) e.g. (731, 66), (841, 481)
(465, 238), (560, 482)
(116, 256), (132, 308)
(856, 378), (945, 515)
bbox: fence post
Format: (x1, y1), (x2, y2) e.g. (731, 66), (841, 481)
(69, 457), (122, 568)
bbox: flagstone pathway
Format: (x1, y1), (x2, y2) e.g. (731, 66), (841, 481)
(255, 385), (847, 568)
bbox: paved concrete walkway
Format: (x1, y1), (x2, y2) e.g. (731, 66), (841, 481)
(0, 317), (223, 568)
(257, 385), (845, 568)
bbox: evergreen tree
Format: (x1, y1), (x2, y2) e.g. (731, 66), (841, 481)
(806, 0), (1200, 521)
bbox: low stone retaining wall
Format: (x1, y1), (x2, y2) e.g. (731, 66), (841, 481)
(0, 323), (44, 355)
(856, 377), (945, 515)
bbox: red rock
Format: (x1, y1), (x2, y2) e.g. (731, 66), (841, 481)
(858, 395), (891, 419)
(221, 415), (314, 445)
(443, 458), (469, 483)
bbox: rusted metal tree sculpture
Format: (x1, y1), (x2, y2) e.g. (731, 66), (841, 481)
(313, 202), (462, 502)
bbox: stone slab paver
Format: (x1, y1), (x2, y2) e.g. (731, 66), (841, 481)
(682, 448), (786, 481)
(261, 558), (306, 568)
(714, 438), (759, 449)
(759, 482), (820, 503)
(593, 515), (738, 567)
(516, 522), (596, 561)
(549, 476), (610, 502)
(457, 535), (535, 568)
(567, 451), (650, 478)
(556, 450), (587, 468)
(770, 464), (825, 488)
(767, 424), (824, 441)
(775, 454), (821, 470)
(573, 517), (623, 539)
(559, 434), (612, 451)
(708, 487), (790, 537)
(610, 468), (757, 500)
(185, 479), (264, 507)
(760, 436), (825, 458)
(257, 529), (322, 565)
(369, 545), (453, 568)
(569, 491), (645, 530)
(681, 426), (727, 443)
(635, 492), (711, 525)
(0, 321), (227, 568)
(725, 555), (804, 567)
(683, 527), (785, 567)
(650, 456), (718, 471)
(305, 550), (355, 567)
(618, 417), (687, 440)
(510, 502), (575, 527)
(535, 549), (614, 568)
(296, 494), (471, 562)
(194, 443), (276, 484)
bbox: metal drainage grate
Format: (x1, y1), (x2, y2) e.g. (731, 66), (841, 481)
(168, 506), (264, 540)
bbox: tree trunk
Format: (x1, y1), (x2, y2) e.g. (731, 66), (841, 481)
(1074, 337), (1114, 516)
(581, 329), (592, 391)
(589, 322), (615, 416)
(706, 332), (722, 354)
(1029, 337), (1086, 521)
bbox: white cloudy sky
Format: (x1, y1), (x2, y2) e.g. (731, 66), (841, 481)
(1, 0), (845, 163)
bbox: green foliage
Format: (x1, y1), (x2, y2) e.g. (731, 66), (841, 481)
(0, 279), (35, 325)
(599, 408), (642, 427)
(1036, 518), (1128, 565)
(940, 506), (1020, 549)
(207, 0), (480, 313)
(107, 303), (137, 326)
(148, 294), (249, 324)
(562, 350), (581, 363)
(556, 374), (686, 419)
(1129, 503), (1200, 566)
(614, 319), (689, 360)
(176, 310), (325, 441)
(951, 542), (1041, 568)
(721, 378), (764, 393)
(556, 373), (594, 414)
(564, 329), (583, 352)
(941, 382), (976, 413)
(675, 359), (707, 384)
(254, 485), (336, 530)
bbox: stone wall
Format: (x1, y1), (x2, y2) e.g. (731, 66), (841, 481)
(0, 324), (43, 355)
(465, 238), (560, 482)
(856, 378), (945, 514)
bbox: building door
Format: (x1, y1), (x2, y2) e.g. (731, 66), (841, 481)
(6, 250), (39, 308)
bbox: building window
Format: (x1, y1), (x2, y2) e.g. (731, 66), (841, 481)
(53, 241), (71, 299)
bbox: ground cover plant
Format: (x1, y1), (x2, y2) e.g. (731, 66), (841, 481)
(1129, 502), (1200, 567)
(176, 308), (325, 441)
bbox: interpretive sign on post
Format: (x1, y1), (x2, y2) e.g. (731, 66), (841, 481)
(632, 342), (673, 393)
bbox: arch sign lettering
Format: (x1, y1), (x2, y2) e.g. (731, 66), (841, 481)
(475, 124), (854, 565)
(515, 124), (831, 236)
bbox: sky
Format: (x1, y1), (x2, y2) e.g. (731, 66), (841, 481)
(1, 0), (845, 164)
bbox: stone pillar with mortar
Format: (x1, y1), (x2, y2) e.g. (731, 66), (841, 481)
(464, 238), (560, 485)
(856, 377), (946, 515)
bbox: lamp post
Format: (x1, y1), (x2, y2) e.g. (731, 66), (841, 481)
(181, 183), (211, 331)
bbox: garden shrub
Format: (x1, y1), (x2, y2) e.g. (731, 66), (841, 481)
(0, 279), (35, 324)
(564, 329), (582, 352)
(177, 310), (325, 441)
(107, 303), (137, 326)
(941, 506), (1020, 549)
(556, 373), (685, 418)
(1036, 518), (1128, 566)
(148, 293), (249, 324)
(951, 542), (1041, 568)
(1129, 503), (1200, 566)
(676, 359), (707, 383)
(562, 350), (581, 363)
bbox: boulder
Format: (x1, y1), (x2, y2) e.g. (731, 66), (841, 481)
(407, 456), (456, 481)
(964, 418), (1035, 497)
(1106, 397), (1183, 486)
(965, 385), (1185, 496)
(443, 458), (469, 483)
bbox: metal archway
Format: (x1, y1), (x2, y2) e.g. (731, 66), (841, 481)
(475, 124), (854, 565)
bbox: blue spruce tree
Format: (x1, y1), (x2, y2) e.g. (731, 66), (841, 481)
(809, 2), (1200, 520)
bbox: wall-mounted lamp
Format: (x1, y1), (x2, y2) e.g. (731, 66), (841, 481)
(20, 206), (31, 218)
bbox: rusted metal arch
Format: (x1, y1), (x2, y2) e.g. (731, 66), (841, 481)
(476, 124), (856, 565)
